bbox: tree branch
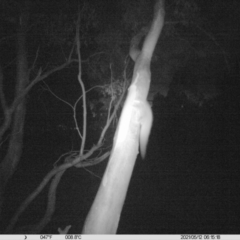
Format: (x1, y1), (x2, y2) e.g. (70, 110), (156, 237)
(76, 12), (87, 155)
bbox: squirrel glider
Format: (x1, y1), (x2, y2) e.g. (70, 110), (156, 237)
(130, 0), (165, 158)
(114, 0), (165, 159)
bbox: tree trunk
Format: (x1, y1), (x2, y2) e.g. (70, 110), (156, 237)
(0, 7), (29, 212)
(82, 0), (165, 234)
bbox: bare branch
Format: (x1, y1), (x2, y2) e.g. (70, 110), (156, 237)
(98, 81), (126, 145)
(73, 95), (83, 140)
(194, 24), (230, 70)
(10, 58), (76, 119)
(42, 81), (74, 109)
(76, 12), (87, 155)
(34, 170), (66, 233)
(0, 65), (7, 113)
(28, 46), (40, 74)
(5, 142), (107, 233)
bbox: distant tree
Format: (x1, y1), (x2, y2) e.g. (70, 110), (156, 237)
(0, 0), (79, 219)
(0, 0), (129, 234)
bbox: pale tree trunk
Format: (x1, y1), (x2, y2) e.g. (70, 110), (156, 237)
(82, 0), (165, 234)
(0, 6), (29, 211)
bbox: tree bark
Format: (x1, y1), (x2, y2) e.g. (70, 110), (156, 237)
(82, 0), (165, 234)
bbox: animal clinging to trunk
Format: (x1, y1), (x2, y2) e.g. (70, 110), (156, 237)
(129, 0), (165, 158)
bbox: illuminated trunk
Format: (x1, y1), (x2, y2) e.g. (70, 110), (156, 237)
(82, 0), (165, 234)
